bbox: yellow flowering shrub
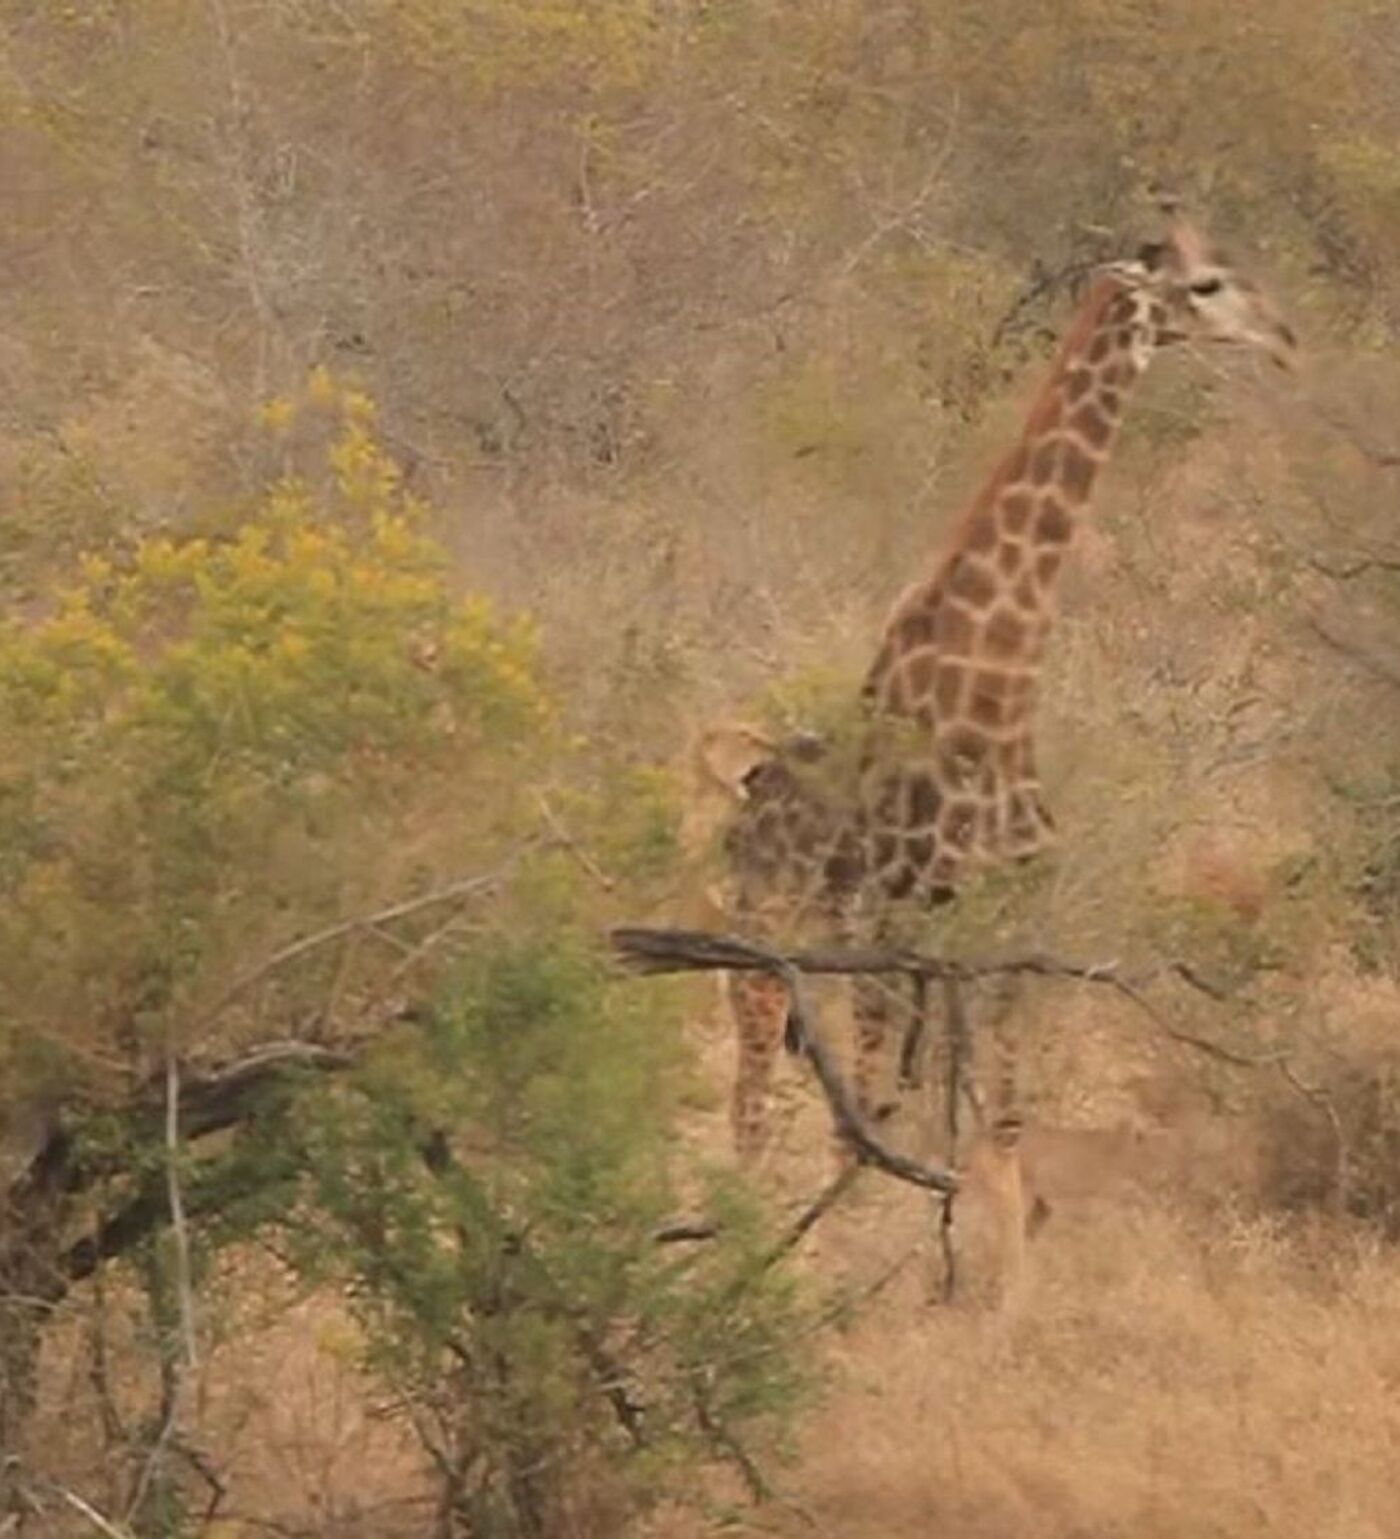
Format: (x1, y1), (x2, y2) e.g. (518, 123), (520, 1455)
(0, 393), (550, 1077)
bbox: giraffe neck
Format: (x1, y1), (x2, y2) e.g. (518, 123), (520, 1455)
(868, 273), (1160, 710)
(933, 272), (1159, 618)
(995, 273), (1158, 550)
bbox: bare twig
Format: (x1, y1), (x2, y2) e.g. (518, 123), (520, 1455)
(652, 1219), (719, 1244)
(1169, 959), (1232, 1002)
(1307, 552), (1400, 581)
(535, 794), (615, 892)
(164, 1053), (198, 1376)
(1306, 614), (1400, 692)
(759, 1162), (863, 1270)
(196, 854), (531, 1039)
(691, 1377), (772, 1504)
(41, 1481), (133, 1539)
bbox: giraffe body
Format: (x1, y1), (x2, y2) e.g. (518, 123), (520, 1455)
(714, 217), (1295, 1162)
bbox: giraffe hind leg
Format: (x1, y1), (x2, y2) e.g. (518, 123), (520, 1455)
(727, 970), (790, 1163)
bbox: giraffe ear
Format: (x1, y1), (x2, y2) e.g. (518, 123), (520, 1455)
(693, 723), (776, 800)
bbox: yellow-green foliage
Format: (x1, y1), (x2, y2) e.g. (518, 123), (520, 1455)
(0, 385), (549, 1081)
(374, 0), (661, 94)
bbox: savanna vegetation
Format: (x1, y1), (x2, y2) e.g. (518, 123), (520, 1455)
(6, 2), (1400, 1535)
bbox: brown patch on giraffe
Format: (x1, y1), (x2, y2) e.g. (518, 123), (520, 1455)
(942, 801), (977, 851)
(949, 556), (997, 607)
(940, 723), (988, 771)
(933, 604), (975, 653)
(934, 663), (965, 717)
(1035, 496), (1073, 544)
(996, 540), (1023, 577)
(906, 833), (935, 869)
(884, 864), (916, 900)
(898, 610), (934, 649)
(1000, 491), (1033, 534)
(872, 831), (897, 869)
(1100, 388), (1121, 414)
(1069, 404), (1112, 450)
(969, 678), (1008, 728)
(789, 816), (819, 857)
(1148, 301), (1168, 330)
(1012, 575), (1038, 611)
(905, 648), (936, 700)
(1087, 331), (1112, 364)
(984, 605), (1026, 660)
(1115, 326), (1136, 349)
(1029, 439), (1059, 485)
(1106, 293), (1136, 325)
(965, 512), (997, 552)
(1060, 441), (1096, 501)
(1064, 368), (1093, 403)
(871, 772), (904, 824)
(906, 771), (940, 828)
(1033, 394), (1063, 433)
(1036, 551), (1063, 587)
(881, 668), (910, 714)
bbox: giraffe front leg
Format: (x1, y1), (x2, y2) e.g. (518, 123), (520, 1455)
(727, 970), (790, 1163)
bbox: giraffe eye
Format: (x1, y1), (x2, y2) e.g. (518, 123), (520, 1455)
(1189, 277), (1224, 297)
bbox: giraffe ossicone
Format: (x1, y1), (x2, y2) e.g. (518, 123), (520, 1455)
(713, 213), (1296, 1163)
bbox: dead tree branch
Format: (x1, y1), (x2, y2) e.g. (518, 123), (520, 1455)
(610, 923), (1301, 1075)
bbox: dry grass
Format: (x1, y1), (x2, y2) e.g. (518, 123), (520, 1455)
(685, 1207), (1400, 1539)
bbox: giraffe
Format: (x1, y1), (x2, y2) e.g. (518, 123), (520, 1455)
(708, 213), (1296, 1162)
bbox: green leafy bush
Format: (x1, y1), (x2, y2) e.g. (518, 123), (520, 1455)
(292, 932), (810, 1536)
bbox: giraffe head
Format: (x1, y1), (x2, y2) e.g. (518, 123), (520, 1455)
(1120, 214), (1297, 370)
